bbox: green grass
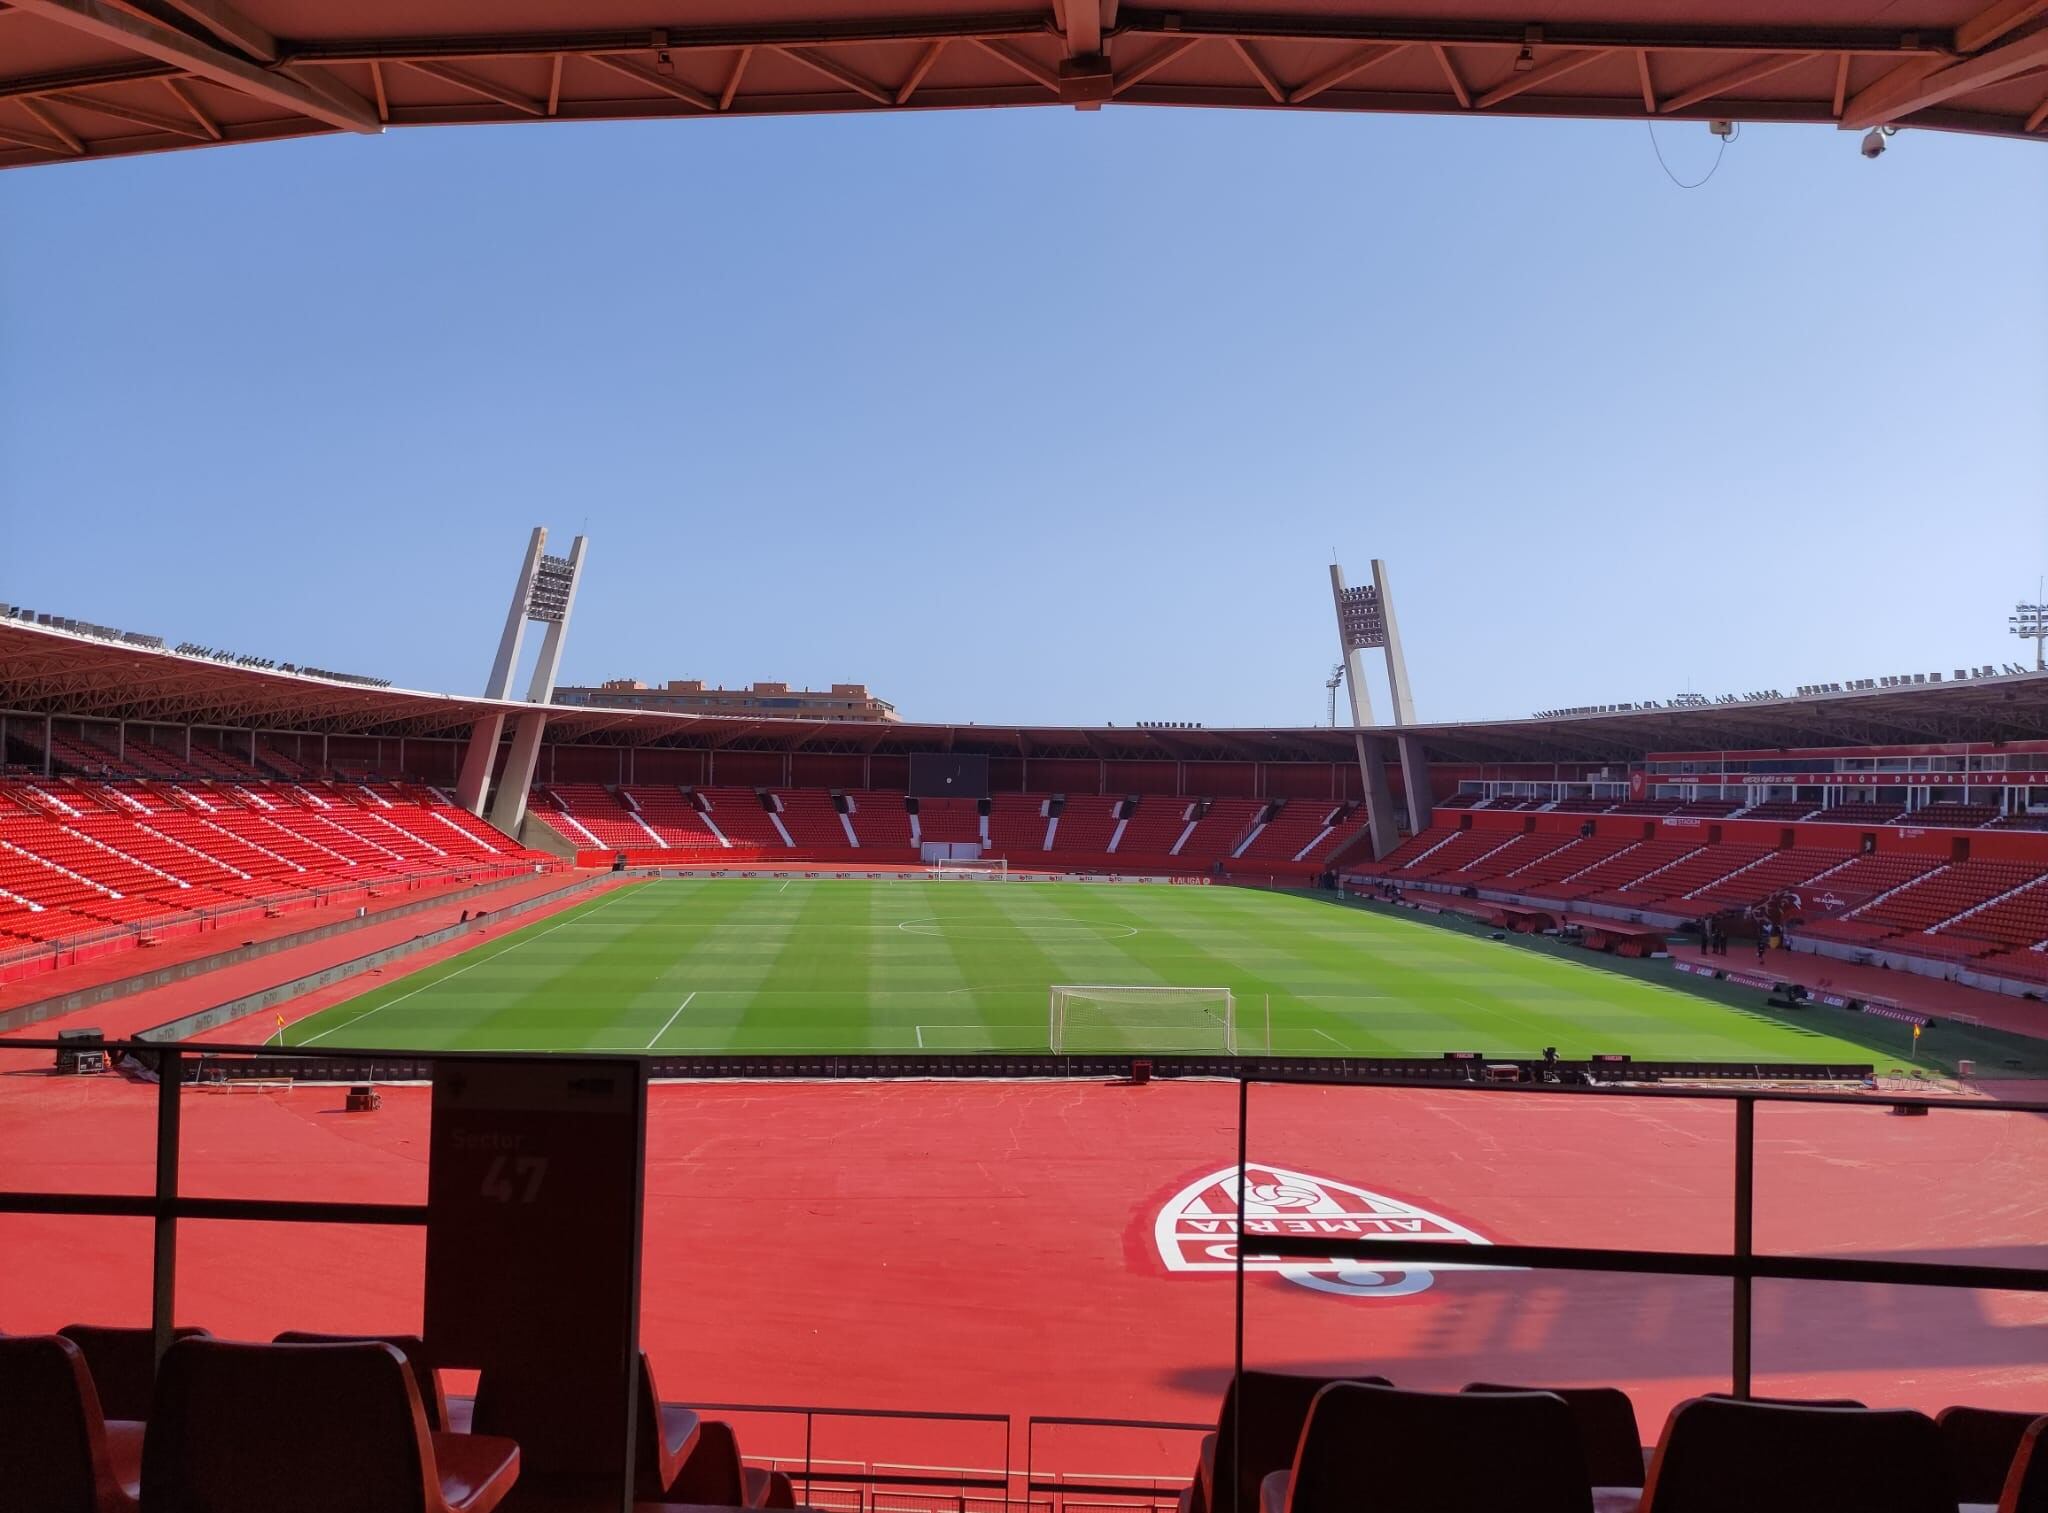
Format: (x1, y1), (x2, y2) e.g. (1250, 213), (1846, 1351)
(281, 879), (1904, 1066)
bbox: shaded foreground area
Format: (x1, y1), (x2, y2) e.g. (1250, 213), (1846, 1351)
(2, 1074), (2043, 1480)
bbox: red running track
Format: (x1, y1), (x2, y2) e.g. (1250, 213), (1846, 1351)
(2, 1076), (2045, 1476)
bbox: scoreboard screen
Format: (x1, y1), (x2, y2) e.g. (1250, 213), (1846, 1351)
(909, 753), (990, 799)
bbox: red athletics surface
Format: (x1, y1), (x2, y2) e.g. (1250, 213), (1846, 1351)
(2, 1077), (2044, 1479)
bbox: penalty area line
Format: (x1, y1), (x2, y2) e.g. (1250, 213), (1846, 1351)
(646, 991), (698, 1049)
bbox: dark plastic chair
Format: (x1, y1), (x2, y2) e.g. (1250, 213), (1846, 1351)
(662, 1419), (795, 1507)
(1261, 1382), (1592, 1513)
(1187, 1369), (1392, 1513)
(1998, 1417), (2048, 1513)
(1464, 1383), (1645, 1488)
(142, 1337), (520, 1513)
(1939, 1406), (2048, 1505)
(0, 1334), (139, 1513)
(57, 1323), (211, 1421)
(1704, 1391), (1867, 1409)
(1640, 1397), (1950, 1513)
(635, 1351), (705, 1501)
(274, 1331), (449, 1432)
(473, 1348), (697, 1492)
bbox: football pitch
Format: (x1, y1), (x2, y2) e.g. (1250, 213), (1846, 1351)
(281, 879), (1898, 1064)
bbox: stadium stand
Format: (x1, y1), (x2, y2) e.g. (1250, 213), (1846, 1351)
(0, 779), (553, 959)
(1685, 849), (1854, 912)
(847, 789), (915, 851)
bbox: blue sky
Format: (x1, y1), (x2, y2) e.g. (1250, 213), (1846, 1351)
(2, 107), (2043, 729)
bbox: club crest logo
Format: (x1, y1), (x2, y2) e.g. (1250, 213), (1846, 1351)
(1155, 1164), (1496, 1298)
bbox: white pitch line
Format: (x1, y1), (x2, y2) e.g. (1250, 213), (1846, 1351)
(778, 879), (791, 893)
(915, 1024), (924, 1048)
(1308, 1027), (1348, 1049)
(297, 888), (636, 1045)
(646, 991), (698, 1049)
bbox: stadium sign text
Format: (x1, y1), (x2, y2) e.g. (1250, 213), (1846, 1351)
(1154, 1164), (1495, 1299)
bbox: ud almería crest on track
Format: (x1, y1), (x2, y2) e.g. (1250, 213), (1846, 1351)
(1155, 1164), (1497, 1298)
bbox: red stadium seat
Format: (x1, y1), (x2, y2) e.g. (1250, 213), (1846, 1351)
(0, 1334), (140, 1513)
(142, 1337), (519, 1513)
(1939, 1406), (2048, 1505)
(1463, 1383), (1646, 1488)
(1185, 1369), (1392, 1513)
(1640, 1397), (1949, 1513)
(633, 1350), (704, 1501)
(1259, 1383), (1591, 1513)
(1998, 1417), (2048, 1513)
(662, 1419), (794, 1508)
(273, 1331), (450, 1433)
(57, 1323), (211, 1422)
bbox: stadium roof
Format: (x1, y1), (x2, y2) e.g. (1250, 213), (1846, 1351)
(7, 617), (2048, 764)
(1, 0), (2044, 168)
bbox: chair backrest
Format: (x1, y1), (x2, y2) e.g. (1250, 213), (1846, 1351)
(1939, 1406), (2047, 1504)
(2002, 1417), (2048, 1513)
(0, 1335), (128, 1513)
(142, 1338), (435, 1513)
(1464, 1383), (1645, 1488)
(273, 1331), (448, 1432)
(1642, 1397), (1951, 1513)
(1210, 1370), (1391, 1513)
(1704, 1392), (1867, 1409)
(57, 1324), (210, 1421)
(1284, 1382), (1592, 1513)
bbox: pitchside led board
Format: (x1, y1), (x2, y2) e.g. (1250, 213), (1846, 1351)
(909, 752), (989, 799)
(424, 1056), (648, 1502)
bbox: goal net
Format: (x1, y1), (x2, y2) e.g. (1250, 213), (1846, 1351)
(1049, 985), (1261, 1054)
(930, 858), (1008, 880)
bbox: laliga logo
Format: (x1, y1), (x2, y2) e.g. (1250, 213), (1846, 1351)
(1155, 1165), (1497, 1299)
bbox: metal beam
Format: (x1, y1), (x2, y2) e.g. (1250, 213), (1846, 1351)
(0, 114), (71, 154)
(720, 45), (751, 108)
(45, 86), (211, 137)
(894, 39), (943, 102)
(1658, 51), (1816, 113)
(1842, 24), (2048, 126)
(1110, 34), (1201, 95)
(1432, 43), (1470, 106)
(155, 0), (275, 62)
(11, 0), (379, 132)
(1059, 0), (1100, 56)
(403, 59), (547, 115)
(778, 45), (893, 103)
(1635, 49), (1656, 109)
(1227, 37), (1285, 101)
(1288, 41), (1403, 103)
(18, 96), (83, 152)
(973, 37), (1060, 90)
(1473, 48), (1606, 109)
(1956, 0), (2048, 53)
(162, 75), (222, 137)
(585, 51), (717, 110)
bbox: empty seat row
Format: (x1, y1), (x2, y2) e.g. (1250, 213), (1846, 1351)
(1189, 1368), (2047, 1513)
(0, 1323), (794, 1513)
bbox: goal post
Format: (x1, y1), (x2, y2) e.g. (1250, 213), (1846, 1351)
(1048, 984), (1265, 1054)
(929, 858), (1008, 880)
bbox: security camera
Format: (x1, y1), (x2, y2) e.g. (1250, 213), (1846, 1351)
(1861, 127), (1891, 158)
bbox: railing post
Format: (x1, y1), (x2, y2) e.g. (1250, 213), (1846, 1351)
(1231, 1076), (1248, 1513)
(152, 1047), (182, 1371)
(1732, 1097), (1754, 1399)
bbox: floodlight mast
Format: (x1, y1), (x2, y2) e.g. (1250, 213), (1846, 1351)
(2013, 586), (2048, 672)
(455, 526), (590, 836)
(1328, 559), (1433, 860)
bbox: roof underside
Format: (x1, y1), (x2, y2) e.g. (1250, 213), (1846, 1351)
(1, 0), (2044, 168)
(6, 621), (2048, 764)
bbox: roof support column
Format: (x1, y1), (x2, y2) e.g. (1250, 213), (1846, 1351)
(488, 711), (547, 836)
(1397, 733), (1434, 838)
(1358, 733), (1401, 860)
(455, 713), (505, 816)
